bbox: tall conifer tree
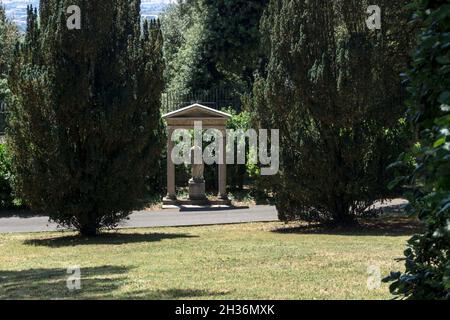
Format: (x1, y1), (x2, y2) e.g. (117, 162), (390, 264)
(8, 0), (165, 235)
(0, 4), (18, 110)
(257, 0), (415, 223)
(163, 0), (268, 95)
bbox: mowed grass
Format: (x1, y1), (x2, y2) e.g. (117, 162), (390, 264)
(0, 218), (421, 300)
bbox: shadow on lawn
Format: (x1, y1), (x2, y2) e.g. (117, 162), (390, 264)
(121, 288), (230, 299)
(23, 232), (198, 248)
(0, 266), (227, 300)
(272, 217), (424, 237)
(0, 265), (131, 299)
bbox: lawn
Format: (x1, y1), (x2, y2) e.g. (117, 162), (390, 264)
(0, 218), (421, 300)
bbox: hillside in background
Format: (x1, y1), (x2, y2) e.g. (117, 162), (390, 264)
(1, 0), (169, 31)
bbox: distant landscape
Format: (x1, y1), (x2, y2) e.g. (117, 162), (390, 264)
(1, 0), (170, 31)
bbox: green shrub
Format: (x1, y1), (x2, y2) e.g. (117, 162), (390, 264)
(0, 144), (17, 209)
(384, 0), (450, 300)
(223, 106), (253, 190)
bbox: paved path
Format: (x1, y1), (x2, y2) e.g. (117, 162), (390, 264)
(0, 205), (279, 234)
(0, 199), (408, 234)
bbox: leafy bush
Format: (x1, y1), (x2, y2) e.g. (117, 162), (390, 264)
(223, 106), (253, 190)
(1, 5), (18, 134)
(0, 144), (18, 209)
(384, 0), (450, 300)
(161, 0), (268, 96)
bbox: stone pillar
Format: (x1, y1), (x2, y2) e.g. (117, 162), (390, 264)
(166, 127), (176, 200)
(218, 127), (228, 200)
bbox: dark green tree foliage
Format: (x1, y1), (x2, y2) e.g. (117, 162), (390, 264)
(8, 0), (164, 235)
(162, 0), (268, 96)
(0, 6), (9, 77)
(385, 0), (450, 300)
(0, 5), (18, 112)
(0, 5), (19, 209)
(202, 0), (269, 87)
(223, 107), (253, 190)
(161, 0), (204, 95)
(257, 0), (415, 223)
(0, 144), (15, 208)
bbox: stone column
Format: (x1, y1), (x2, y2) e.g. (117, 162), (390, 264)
(166, 127), (176, 200)
(218, 127), (228, 200)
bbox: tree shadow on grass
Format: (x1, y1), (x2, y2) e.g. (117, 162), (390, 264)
(271, 217), (424, 237)
(0, 265), (131, 300)
(0, 267), (230, 300)
(121, 288), (231, 300)
(23, 232), (198, 248)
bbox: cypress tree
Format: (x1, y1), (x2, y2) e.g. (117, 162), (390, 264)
(163, 0), (268, 95)
(0, 4), (18, 109)
(257, 0), (415, 223)
(0, 5), (18, 208)
(8, 0), (164, 236)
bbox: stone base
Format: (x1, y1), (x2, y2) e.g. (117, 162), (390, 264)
(188, 179), (207, 201)
(162, 198), (232, 209)
(208, 198), (232, 206)
(163, 196), (178, 205)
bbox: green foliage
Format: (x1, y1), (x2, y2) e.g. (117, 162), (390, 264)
(161, 0), (206, 95)
(257, 0), (415, 223)
(0, 144), (16, 208)
(202, 0), (269, 86)
(0, 5), (19, 208)
(223, 106), (252, 190)
(0, 5), (17, 76)
(0, 4), (18, 113)
(161, 0), (268, 99)
(384, 0), (450, 300)
(225, 107), (252, 132)
(7, 1), (165, 236)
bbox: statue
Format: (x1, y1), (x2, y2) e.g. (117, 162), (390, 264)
(189, 145), (206, 201)
(190, 145), (204, 182)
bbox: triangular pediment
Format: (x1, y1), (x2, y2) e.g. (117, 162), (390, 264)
(162, 104), (232, 119)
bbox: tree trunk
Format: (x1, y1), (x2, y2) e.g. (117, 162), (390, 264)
(80, 224), (98, 237)
(332, 199), (355, 225)
(79, 213), (99, 236)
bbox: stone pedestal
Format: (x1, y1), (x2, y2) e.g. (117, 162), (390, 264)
(189, 178), (206, 201)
